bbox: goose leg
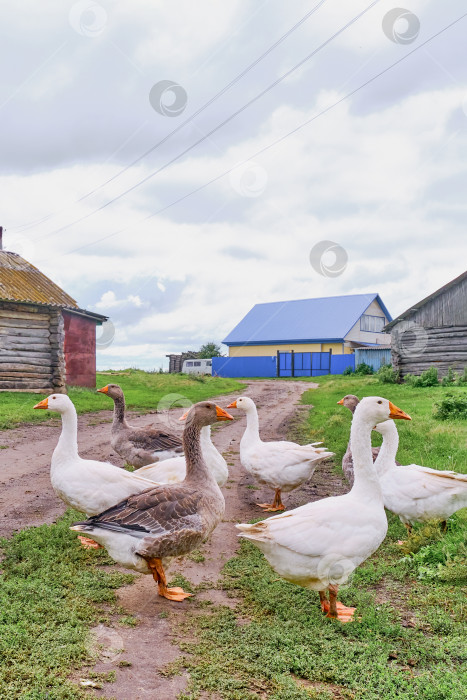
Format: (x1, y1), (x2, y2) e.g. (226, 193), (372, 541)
(257, 488), (285, 512)
(77, 535), (102, 549)
(326, 584), (355, 623)
(147, 558), (192, 602)
(319, 590), (330, 614)
(397, 522), (413, 546)
(440, 520), (448, 532)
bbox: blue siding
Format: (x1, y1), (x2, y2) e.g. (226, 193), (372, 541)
(331, 354), (355, 374)
(212, 356), (277, 378)
(213, 353), (356, 377)
(355, 348), (391, 372)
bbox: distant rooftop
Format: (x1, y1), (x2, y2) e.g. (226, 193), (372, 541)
(0, 250), (107, 322)
(223, 293), (391, 345)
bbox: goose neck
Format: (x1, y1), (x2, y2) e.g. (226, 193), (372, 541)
(112, 395), (128, 428)
(53, 407), (79, 463)
(374, 421), (399, 476)
(183, 422), (217, 486)
(349, 413), (383, 501)
(243, 405), (260, 443)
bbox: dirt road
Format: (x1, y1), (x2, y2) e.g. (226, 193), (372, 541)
(0, 379), (344, 698)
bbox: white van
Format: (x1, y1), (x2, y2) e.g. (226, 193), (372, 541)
(182, 358), (213, 375)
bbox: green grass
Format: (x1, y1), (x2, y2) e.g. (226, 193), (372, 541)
(0, 509), (134, 698)
(0, 369), (245, 430)
(167, 375), (467, 699)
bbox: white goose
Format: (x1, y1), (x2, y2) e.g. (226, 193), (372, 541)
(227, 396), (333, 511)
(374, 419), (467, 534)
(34, 394), (158, 545)
(137, 425), (229, 487)
(237, 397), (411, 622)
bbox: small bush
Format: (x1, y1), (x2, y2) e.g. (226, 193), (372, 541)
(376, 364), (399, 384)
(433, 392), (467, 420)
(342, 365), (354, 375)
(404, 366), (439, 387)
(355, 362), (374, 375)
(455, 367), (467, 385)
(441, 368), (457, 386)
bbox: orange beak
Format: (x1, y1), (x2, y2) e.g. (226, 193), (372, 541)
(216, 405), (234, 421)
(97, 386), (109, 394)
(337, 398), (344, 405)
(179, 410), (190, 421)
(388, 401), (411, 421)
(33, 398), (49, 410)
(226, 400), (237, 409)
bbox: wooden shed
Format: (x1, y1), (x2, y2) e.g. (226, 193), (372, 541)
(385, 270), (467, 377)
(0, 235), (107, 392)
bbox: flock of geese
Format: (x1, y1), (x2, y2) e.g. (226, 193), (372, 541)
(30, 383), (467, 623)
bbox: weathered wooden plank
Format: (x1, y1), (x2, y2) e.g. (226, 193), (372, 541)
(0, 355), (51, 371)
(0, 310), (50, 321)
(0, 328), (50, 338)
(0, 354), (52, 363)
(1, 343), (52, 352)
(0, 363), (52, 373)
(0, 381), (53, 390)
(0, 318), (50, 329)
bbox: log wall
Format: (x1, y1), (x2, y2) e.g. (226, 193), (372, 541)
(391, 325), (467, 377)
(0, 302), (66, 391)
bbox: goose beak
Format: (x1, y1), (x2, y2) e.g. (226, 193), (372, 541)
(179, 410), (190, 421)
(226, 400), (237, 409)
(97, 386), (109, 394)
(388, 401), (411, 421)
(33, 398), (49, 410)
(216, 405), (234, 421)
(337, 398), (344, 405)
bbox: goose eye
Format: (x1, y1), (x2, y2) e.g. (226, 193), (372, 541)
(206, 404), (211, 409)
(377, 400), (382, 404)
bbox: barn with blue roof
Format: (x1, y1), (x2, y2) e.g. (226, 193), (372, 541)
(213, 293), (392, 378)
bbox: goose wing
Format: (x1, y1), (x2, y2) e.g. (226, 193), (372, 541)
(127, 427), (183, 453)
(78, 484), (204, 557)
(237, 495), (381, 558)
(386, 465), (467, 501)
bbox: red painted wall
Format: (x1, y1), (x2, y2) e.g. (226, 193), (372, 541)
(63, 311), (97, 387)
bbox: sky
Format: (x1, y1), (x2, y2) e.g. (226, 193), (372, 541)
(1, 0), (466, 370)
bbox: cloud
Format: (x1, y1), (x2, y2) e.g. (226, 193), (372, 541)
(1, 0), (466, 369)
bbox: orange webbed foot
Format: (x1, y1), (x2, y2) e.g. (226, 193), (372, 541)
(159, 586), (192, 602)
(256, 502), (285, 512)
(326, 602), (356, 623)
(77, 536), (102, 549)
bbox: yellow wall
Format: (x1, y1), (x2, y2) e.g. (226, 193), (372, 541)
(228, 342), (347, 357)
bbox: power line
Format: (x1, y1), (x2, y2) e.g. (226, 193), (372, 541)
(10, 0), (327, 234)
(57, 10), (467, 259)
(37, 0), (382, 241)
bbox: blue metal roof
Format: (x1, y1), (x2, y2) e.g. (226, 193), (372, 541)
(223, 293), (392, 345)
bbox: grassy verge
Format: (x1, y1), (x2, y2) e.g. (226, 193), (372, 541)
(0, 370), (245, 430)
(165, 375), (467, 699)
(0, 510), (134, 698)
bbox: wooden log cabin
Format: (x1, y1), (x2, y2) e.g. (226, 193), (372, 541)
(0, 231), (107, 391)
(385, 270), (467, 377)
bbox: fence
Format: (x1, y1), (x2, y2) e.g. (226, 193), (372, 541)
(212, 356), (277, 378)
(213, 353), (355, 378)
(354, 347), (391, 372)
